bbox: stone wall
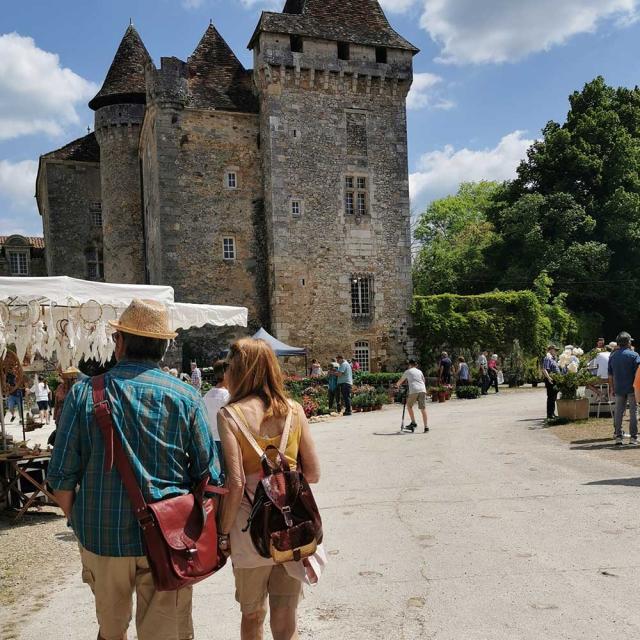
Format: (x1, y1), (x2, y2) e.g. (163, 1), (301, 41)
(140, 86), (268, 327)
(38, 161), (102, 279)
(95, 103), (146, 284)
(254, 35), (414, 371)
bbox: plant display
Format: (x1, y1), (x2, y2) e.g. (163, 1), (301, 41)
(551, 370), (597, 400)
(456, 385), (481, 399)
(503, 340), (525, 388)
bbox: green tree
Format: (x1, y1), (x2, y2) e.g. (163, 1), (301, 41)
(413, 181), (500, 295)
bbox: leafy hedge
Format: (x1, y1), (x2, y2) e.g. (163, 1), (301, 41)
(455, 385), (481, 399)
(412, 291), (551, 357)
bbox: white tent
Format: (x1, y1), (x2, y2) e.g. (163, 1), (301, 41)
(0, 276), (248, 448)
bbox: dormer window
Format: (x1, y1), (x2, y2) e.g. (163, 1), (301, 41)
(290, 35), (303, 53)
(8, 251), (28, 276)
(338, 42), (350, 61)
(376, 47), (387, 64)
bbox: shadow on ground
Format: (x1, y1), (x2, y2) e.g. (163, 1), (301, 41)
(585, 477), (640, 487)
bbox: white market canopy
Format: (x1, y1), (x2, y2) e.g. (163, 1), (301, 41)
(0, 276), (248, 367)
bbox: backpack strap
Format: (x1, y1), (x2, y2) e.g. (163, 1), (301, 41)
(225, 402), (294, 456)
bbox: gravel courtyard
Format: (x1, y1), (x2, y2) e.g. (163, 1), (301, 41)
(4, 388), (640, 639)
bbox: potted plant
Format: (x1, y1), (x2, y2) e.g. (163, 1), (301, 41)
(551, 368), (596, 420)
(429, 387), (439, 403)
(437, 386), (447, 403)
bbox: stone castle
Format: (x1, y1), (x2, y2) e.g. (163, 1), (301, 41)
(36, 0), (417, 371)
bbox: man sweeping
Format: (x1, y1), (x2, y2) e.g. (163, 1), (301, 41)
(397, 359), (429, 433)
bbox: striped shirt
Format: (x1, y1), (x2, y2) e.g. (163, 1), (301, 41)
(48, 360), (222, 557)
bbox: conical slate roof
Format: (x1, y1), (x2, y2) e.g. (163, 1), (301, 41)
(89, 25), (152, 111)
(187, 24), (258, 113)
(250, 0), (418, 52)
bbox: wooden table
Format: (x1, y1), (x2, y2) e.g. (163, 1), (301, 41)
(0, 451), (60, 520)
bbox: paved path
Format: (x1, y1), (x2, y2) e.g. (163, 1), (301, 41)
(12, 389), (640, 639)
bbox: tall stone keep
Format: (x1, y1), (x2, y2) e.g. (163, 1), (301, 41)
(250, 0), (418, 369)
(89, 25), (151, 284)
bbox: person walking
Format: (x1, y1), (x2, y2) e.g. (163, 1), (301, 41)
(5, 371), (23, 423)
(336, 355), (353, 416)
(30, 375), (51, 424)
(48, 299), (222, 640)
(309, 359), (323, 378)
(488, 354), (500, 394)
(190, 361), (202, 392)
(438, 352), (453, 385)
(397, 359), (429, 433)
(608, 331), (640, 445)
(477, 351), (490, 395)
(542, 344), (560, 420)
(217, 338), (321, 640)
(456, 357), (470, 386)
(327, 362), (341, 413)
(203, 359), (231, 460)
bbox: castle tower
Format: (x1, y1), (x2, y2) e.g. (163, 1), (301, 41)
(250, 0), (418, 370)
(89, 25), (151, 284)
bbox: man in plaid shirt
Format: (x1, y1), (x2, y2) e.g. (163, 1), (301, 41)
(48, 300), (221, 640)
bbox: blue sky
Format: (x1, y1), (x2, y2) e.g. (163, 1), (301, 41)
(2, 0), (640, 236)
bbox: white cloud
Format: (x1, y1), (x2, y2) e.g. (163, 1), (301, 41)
(409, 131), (533, 209)
(407, 72), (454, 110)
(380, 0), (419, 13)
(420, 0), (638, 64)
(182, 0), (205, 7)
(0, 33), (97, 141)
(0, 160), (38, 210)
(0, 159), (40, 235)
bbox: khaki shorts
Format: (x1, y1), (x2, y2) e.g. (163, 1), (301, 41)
(233, 564), (303, 615)
(79, 545), (193, 640)
(407, 392), (427, 410)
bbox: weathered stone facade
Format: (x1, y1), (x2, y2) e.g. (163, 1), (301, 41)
(37, 1), (417, 371)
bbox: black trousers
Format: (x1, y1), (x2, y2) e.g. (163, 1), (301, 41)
(488, 370), (499, 393)
(545, 380), (558, 419)
(340, 383), (352, 414)
(328, 387), (341, 412)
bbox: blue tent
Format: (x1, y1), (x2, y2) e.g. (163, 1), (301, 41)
(252, 328), (308, 357)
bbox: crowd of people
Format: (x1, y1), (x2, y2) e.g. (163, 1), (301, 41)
(45, 299), (321, 640)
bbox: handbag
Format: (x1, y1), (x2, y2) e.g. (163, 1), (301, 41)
(92, 374), (227, 592)
(226, 403), (323, 565)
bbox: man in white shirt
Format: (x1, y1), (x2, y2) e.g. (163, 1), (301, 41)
(203, 360), (230, 458)
(397, 359), (429, 433)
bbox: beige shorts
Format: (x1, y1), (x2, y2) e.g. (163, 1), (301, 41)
(407, 392), (427, 410)
(79, 545), (193, 640)
(233, 564), (303, 614)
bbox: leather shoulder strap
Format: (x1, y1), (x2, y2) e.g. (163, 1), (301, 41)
(92, 375), (148, 519)
(225, 403), (293, 457)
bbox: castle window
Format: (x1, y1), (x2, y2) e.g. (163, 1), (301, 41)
(375, 47), (387, 64)
(351, 275), (373, 318)
(90, 202), (103, 227)
(8, 251), (28, 276)
(338, 42), (350, 61)
(354, 340), (371, 372)
(291, 200), (302, 217)
(345, 175), (368, 216)
(225, 171), (238, 189)
(85, 248), (104, 282)
(290, 35), (303, 53)
(223, 237), (236, 261)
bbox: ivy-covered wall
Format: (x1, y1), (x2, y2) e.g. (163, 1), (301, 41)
(412, 291), (552, 357)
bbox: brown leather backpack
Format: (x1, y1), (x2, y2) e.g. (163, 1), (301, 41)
(226, 403), (323, 563)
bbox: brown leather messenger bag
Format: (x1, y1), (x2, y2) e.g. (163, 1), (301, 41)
(92, 374), (227, 592)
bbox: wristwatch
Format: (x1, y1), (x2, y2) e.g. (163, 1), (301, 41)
(218, 533), (230, 550)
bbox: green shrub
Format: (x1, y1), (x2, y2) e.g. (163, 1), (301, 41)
(353, 372), (402, 386)
(456, 385), (481, 399)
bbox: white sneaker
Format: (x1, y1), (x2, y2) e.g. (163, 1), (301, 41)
(630, 437), (639, 446)
(616, 436), (624, 446)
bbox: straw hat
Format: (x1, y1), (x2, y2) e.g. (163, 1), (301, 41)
(109, 299), (178, 340)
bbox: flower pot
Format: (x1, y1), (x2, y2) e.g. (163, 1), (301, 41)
(556, 398), (589, 421)
(438, 392), (446, 403)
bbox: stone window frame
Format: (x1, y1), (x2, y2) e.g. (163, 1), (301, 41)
(85, 246), (104, 282)
(224, 169), (239, 190)
(344, 173), (369, 218)
(290, 198), (303, 218)
(90, 202), (103, 227)
(8, 250), (29, 276)
(223, 236), (237, 261)
(351, 273), (374, 318)
(354, 340), (371, 372)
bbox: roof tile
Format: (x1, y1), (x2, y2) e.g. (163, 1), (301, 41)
(41, 132), (100, 163)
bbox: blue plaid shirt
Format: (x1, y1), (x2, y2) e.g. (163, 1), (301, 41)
(48, 360), (222, 557)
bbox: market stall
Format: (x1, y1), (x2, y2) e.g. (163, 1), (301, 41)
(251, 327), (308, 372)
(0, 276), (248, 514)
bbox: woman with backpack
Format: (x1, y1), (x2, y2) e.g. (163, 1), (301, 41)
(218, 338), (321, 640)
